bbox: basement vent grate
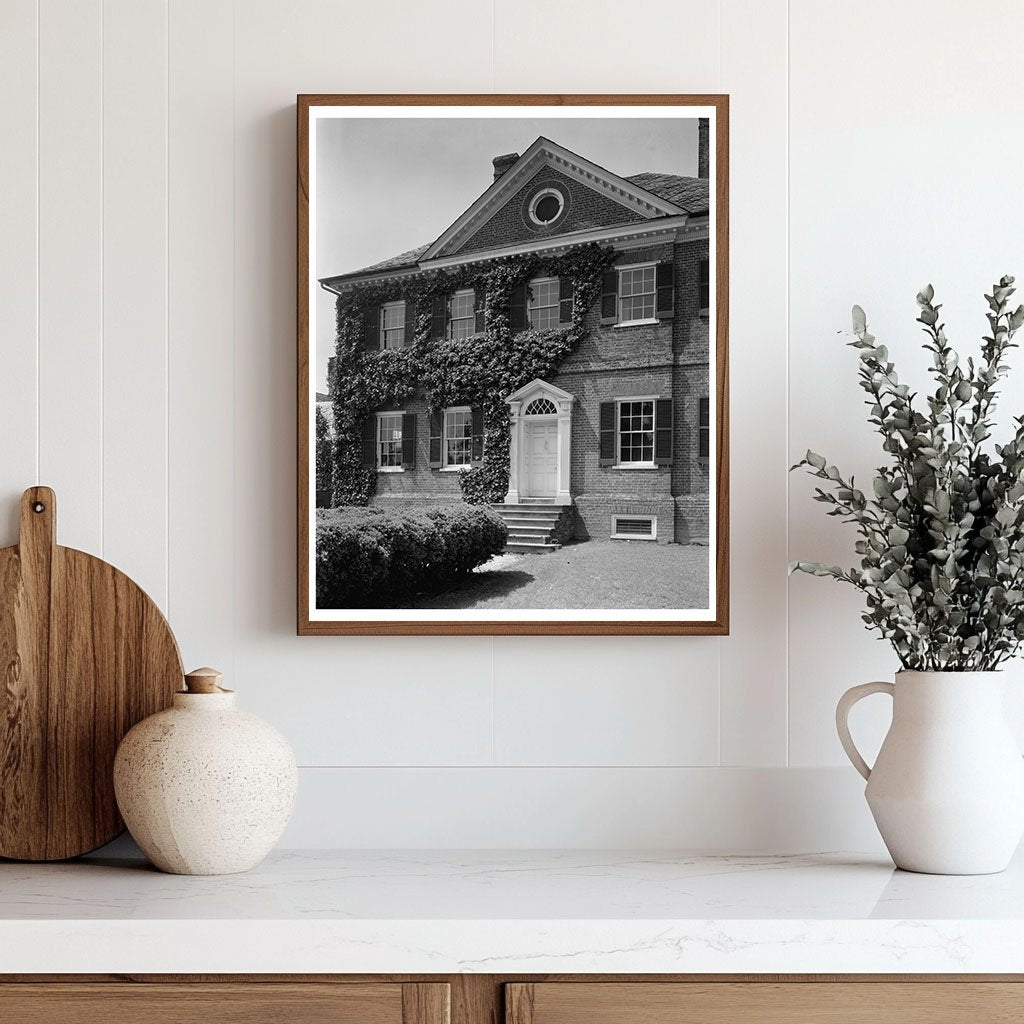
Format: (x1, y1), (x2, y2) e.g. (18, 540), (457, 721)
(611, 515), (657, 540)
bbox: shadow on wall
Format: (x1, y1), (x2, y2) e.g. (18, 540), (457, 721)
(0, 498), (21, 548)
(241, 105), (301, 636)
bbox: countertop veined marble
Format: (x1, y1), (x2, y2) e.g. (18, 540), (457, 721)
(2, 848), (1024, 974)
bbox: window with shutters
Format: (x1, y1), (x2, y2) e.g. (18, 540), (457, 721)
(377, 412), (405, 471)
(443, 406), (473, 468)
(618, 264), (657, 323)
(528, 277), (559, 330)
(699, 395), (710, 463)
(448, 289), (475, 340)
(379, 300), (406, 349)
(617, 398), (655, 466)
(699, 258), (710, 313)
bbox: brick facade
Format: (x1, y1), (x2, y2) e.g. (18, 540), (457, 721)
(451, 166), (645, 257)
(328, 143), (712, 546)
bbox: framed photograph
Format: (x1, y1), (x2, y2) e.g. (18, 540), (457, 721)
(298, 94), (728, 635)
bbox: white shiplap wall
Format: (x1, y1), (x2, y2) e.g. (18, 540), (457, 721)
(2, 0), (1020, 850)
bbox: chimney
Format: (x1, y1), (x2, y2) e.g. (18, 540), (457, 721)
(697, 118), (709, 179)
(492, 152), (520, 181)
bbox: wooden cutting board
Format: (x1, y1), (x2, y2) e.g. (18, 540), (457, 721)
(0, 486), (183, 861)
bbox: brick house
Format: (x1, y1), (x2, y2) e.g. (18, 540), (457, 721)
(320, 128), (711, 548)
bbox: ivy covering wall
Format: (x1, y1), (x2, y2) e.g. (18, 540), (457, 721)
(329, 243), (616, 506)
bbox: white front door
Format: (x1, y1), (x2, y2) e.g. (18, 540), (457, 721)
(524, 420), (558, 498)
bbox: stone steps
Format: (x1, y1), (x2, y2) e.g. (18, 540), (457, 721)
(490, 502), (571, 554)
(505, 540), (562, 554)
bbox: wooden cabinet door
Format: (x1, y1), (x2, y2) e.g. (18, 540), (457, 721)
(506, 981), (1024, 1023)
(0, 982), (449, 1024)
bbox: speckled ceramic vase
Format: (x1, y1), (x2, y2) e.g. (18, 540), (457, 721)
(113, 668), (297, 875)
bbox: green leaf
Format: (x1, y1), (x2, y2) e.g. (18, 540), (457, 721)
(851, 305), (867, 334)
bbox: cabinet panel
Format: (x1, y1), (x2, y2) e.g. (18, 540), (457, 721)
(0, 982), (449, 1024)
(506, 981), (1024, 1024)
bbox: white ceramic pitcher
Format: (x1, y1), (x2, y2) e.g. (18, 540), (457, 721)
(837, 670), (1024, 874)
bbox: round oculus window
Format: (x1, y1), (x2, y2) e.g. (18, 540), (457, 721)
(528, 187), (565, 226)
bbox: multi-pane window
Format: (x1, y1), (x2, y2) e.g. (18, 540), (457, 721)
(618, 266), (656, 322)
(699, 259), (710, 312)
(377, 412), (404, 469)
(528, 277), (559, 330)
(698, 396), (710, 462)
(444, 407), (473, 467)
(618, 399), (654, 465)
(448, 289), (475, 340)
(380, 300), (405, 349)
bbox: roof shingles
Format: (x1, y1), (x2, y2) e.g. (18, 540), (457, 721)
(627, 172), (709, 216)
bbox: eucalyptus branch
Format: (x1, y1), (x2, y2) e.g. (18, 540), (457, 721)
(792, 279), (1024, 672)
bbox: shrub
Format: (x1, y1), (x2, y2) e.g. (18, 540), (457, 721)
(316, 503), (507, 608)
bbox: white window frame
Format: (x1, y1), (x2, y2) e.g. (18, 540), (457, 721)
(611, 514), (658, 541)
(615, 261), (658, 327)
(441, 405), (473, 471)
(448, 288), (476, 340)
(527, 187), (565, 226)
(376, 410), (406, 473)
(698, 394), (711, 467)
(614, 395), (658, 469)
(527, 276), (560, 331)
(379, 300), (406, 350)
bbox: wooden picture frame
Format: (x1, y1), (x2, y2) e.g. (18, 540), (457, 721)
(298, 94), (729, 635)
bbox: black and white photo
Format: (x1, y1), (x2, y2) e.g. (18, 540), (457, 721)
(298, 96), (728, 635)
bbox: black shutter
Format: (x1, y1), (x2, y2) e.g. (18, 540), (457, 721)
(510, 283), (527, 332)
(655, 261), (675, 318)
(361, 415), (377, 468)
(699, 258), (710, 312)
(428, 410), (443, 468)
(654, 398), (674, 465)
(363, 305), (380, 351)
(558, 277), (574, 324)
(431, 294), (448, 341)
(403, 301), (415, 347)
(471, 406), (485, 464)
(599, 401), (616, 466)
(401, 413), (416, 468)
(600, 269), (618, 324)
(698, 396), (710, 460)
(474, 286), (486, 335)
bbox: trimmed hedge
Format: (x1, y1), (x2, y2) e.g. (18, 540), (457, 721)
(316, 503), (507, 608)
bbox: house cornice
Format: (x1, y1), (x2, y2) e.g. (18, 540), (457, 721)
(319, 216), (707, 294)
(424, 216), (701, 269)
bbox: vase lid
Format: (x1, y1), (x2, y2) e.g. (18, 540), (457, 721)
(182, 667), (235, 695)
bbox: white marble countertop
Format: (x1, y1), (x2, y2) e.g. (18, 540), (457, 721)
(3, 848), (1024, 974)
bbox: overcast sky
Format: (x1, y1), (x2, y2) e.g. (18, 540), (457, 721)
(314, 116), (698, 389)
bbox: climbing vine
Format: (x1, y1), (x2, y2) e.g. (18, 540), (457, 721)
(330, 242), (616, 505)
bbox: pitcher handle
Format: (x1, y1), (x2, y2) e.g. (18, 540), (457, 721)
(836, 681), (895, 780)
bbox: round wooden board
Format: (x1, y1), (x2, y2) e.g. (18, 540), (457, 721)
(0, 487), (183, 861)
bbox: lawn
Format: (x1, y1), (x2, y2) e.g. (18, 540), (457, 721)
(406, 540), (709, 611)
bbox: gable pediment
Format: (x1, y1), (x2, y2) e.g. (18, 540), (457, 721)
(423, 137), (686, 261)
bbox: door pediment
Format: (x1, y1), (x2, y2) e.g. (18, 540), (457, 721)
(506, 378), (575, 407)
